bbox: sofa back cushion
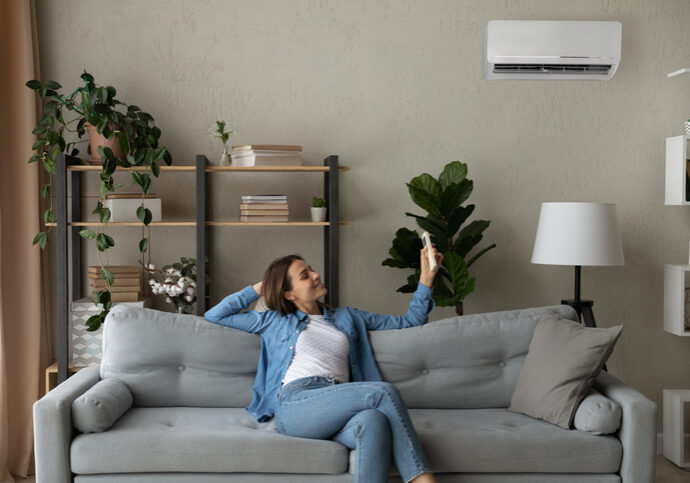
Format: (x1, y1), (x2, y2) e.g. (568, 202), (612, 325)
(369, 305), (578, 409)
(102, 304), (577, 408)
(102, 306), (259, 407)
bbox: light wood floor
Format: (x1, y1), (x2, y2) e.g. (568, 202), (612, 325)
(12, 455), (690, 482)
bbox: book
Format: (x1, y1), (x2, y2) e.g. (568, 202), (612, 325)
(241, 195), (287, 200)
(240, 209), (289, 216)
(88, 265), (140, 274)
(240, 215), (289, 222)
(106, 193), (157, 199)
(231, 154), (301, 167)
(90, 278), (141, 288)
(232, 144), (302, 152)
(109, 292), (141, 302)
(88, 272), (140, 280)
(90, 285), (142, 293)
(239, 203), (289, 210)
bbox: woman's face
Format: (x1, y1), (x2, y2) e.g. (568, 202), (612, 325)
(284, 259), (327, 305)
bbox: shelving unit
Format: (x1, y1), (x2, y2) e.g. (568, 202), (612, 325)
(662, 65), (690, 468)
(53, 153), (350, 385)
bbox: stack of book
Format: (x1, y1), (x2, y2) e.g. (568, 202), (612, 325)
(231, 145), (302, 167)
(240, 195), (289, 222)
(89, 265), (141, 302)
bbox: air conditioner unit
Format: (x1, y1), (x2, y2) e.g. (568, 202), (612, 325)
(484, 20), (622, 80)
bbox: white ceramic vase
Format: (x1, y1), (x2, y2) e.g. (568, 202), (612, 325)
(311, 207), (327, 222)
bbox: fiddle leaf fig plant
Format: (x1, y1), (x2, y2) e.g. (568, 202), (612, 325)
(382, 161), (495, 315)
(27, 71), (173, 331)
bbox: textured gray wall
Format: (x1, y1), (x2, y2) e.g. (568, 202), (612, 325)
(36, 0), (690, 428)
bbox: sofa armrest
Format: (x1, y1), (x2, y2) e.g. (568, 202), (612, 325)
(33, 366), (101, 483)
(593, 371), (657, 483)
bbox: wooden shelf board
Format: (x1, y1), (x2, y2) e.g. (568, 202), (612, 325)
(67, 165), (349, 172)
(46, 222), (196, 227)
(206, 166), (350, 172)
(207, 221), (352, 226)
(68, 165), (194, 172)
(46, 221), (351, 227)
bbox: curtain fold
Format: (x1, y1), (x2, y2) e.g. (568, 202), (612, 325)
(0, 0), (48, 480)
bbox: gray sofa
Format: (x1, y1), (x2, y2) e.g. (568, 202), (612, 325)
(34, 303), (657, 482)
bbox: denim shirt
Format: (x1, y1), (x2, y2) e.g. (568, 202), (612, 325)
(204, 282), (435, 422)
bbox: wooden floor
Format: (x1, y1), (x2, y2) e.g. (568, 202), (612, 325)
(13, 455), (690, 482)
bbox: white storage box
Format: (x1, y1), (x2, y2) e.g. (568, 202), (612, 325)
(103, 198), (162, 222)
(71, 296), (153, 367)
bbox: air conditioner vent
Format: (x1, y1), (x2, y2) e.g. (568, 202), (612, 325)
(493, 64), (612, 75)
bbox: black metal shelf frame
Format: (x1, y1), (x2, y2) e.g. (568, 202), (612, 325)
(55, 153), (342, 384)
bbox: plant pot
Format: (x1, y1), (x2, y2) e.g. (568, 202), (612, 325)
(86, 123), (124, 165)
(685, 121), (690, 137)
(311, 207), (327, 222)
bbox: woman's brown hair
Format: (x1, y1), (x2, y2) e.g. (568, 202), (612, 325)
(262, 254), (330, 316)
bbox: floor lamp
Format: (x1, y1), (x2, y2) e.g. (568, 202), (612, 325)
(531, 202), (625, 328)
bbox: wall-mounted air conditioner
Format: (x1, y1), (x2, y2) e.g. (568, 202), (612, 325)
(484, 20), (622, 80)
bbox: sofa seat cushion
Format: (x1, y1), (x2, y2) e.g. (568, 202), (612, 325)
(394, 408), (622, 474)
(71, 407), (348, 475)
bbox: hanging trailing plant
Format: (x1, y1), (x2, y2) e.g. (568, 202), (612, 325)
(27, 71), (172, 331)
(382, 161), (495, 315)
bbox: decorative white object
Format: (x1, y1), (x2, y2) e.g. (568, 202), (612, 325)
(531, 203), (624, 267)
(663, 265), (690, 336)
(663, 389), (690, 469)
(311, 207), (327, 223)
(665, 136), (690, 205)
(103, 198), (162, 222)
(484, 20), (622, 80)
(685, 122), (690, 137)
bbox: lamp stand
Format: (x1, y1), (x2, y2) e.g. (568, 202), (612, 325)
(560, 265), (598, 328)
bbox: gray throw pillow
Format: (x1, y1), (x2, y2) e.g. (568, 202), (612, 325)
(72, 378), (133, 433)
(508, 311), (622, 429)
(573, 389), (622, 435)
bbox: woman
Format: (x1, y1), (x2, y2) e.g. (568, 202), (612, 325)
(205, 245), (443, 483)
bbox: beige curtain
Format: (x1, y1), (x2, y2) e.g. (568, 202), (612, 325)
(0, 0), (51, 481)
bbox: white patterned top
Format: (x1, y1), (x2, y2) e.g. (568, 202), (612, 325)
(282, 314), (351, 385)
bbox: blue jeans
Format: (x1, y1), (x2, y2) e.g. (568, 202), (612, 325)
(274, 376), (431, 483)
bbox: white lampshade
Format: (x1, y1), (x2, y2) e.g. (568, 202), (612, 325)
(531, 202), (624, 266)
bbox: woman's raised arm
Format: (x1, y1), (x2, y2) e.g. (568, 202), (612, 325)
(204, 283), (271, 334)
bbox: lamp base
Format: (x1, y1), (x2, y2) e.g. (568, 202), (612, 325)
(560, 299), (597, 328)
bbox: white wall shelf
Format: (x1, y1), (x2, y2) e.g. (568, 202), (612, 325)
(664, 264), (690, 336)
(665, 136), (690, 205)
(663, 389), (690, 469)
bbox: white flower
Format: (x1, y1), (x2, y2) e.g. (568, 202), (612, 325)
(186, 287), (196, 296)
(148, 278), (156, 286)
(190, 281), (196, 288)
(177, 279), (187, 288)
(164, 277), (173, 284)
(146, 263), (155, 271)
(173, 270), (181, 277)
(165, 297), (172, 304)
(185, 295), (194, 303)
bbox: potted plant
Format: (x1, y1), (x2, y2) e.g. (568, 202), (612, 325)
(382, 161), (495, 315)
(311, 196), (327, 222)
(210, 120), (232, 166)
(27, 71), (172, 331)
(145, 257), (198, 314)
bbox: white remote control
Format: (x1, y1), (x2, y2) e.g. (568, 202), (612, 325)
(421, 231), (437, 272)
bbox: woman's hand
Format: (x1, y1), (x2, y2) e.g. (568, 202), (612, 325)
(420, 244), (443, 288)
(252, 281), (263, 296)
